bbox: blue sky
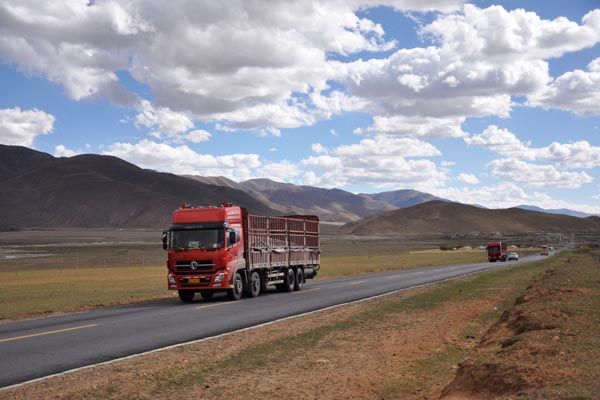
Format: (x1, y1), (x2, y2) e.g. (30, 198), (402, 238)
(1, 1), (600, 214)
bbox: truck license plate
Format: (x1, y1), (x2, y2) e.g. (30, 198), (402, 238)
(188, 278), (200, 284)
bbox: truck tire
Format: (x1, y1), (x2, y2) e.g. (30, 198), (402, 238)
(178, 290), (195, 302)
(282, 267), (295, 292)
(260, 271), (268, 292)
(227, 272), (244, 300)
(246, 270), (261, 298)
(199, 291), (214, 300)
(294, 268), (304, 291)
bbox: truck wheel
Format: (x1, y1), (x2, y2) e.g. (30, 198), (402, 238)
(282, 267), (295, 292)
(199, 291), (214, 300)
(227, 272), (244, 300)
(260, 271), (268, 292)
(178, 290), (195, 302)
(246, 271), (261, 298)
(294, 268), (304, 291)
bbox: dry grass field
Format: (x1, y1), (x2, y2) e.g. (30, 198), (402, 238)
(0, 229), (530, 321)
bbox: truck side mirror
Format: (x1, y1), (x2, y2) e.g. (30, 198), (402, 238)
(162, 231), (168, 250)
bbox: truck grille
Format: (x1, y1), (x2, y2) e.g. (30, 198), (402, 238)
(176, 259), (214, 272)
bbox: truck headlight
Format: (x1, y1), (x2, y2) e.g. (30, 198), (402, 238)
(167, 273), (176, 284)
(214, 272), (225, 283)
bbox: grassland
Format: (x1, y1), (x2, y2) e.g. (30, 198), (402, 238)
(0, 228), (548, 322)
(0, 237), (506, 321)
(6, 249), (597, 399)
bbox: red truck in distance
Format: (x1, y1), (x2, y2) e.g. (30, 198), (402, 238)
(486, 241), (508, 262)
(162, 202), (320, 302)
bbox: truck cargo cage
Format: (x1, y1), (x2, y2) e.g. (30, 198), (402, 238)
(247, 214), (320, 272)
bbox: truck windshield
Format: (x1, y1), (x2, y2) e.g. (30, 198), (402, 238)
(488, 246), (500, 251)
(170, 228), (224, 250)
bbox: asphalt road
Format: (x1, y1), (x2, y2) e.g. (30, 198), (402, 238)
(0, 252), (552, 389)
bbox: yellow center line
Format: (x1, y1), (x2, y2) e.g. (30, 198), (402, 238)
(196, 302), (235, 309)
(294, 287), (321, 294)
(348, 280), (369, 285)
(0, 324), (97, 343)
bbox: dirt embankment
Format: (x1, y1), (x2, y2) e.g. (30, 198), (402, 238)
(441, 252), (600, 399)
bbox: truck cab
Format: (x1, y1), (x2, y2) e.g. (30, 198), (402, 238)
(487, 241), (508, 262)
(163, 203), (246, 302)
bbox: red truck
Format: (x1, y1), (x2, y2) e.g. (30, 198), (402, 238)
(486, 241), (507, 262)
(162, 202), (320, 302)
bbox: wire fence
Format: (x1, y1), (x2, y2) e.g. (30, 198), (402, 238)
(0, 253), (166, 273)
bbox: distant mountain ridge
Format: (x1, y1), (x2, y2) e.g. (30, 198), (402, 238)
(0, 145), (275, 230)
(340, 200), (600, 236)
(516, 205), (597, 218)
(360, 189), (443, 208)
(185, 176), (403, 222)
(240, 178), (397, 222)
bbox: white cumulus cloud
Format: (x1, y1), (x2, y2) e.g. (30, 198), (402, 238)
(432, 182), (600, 214)
(369, 115), (466, 138)
(466, 125), (600, 169)
(53, 145), (81, 157)
(103, 139), (261, 181)
(185, 129), (211, 143)
(134, 100), (194, 140)
(257, 160), (300, 182)
(529, 57), (600, 116)
(486, 158), (593, 189)
(464, 125), (532, 159)
(457, 173), (479, 185)
(0, 107), (55, 147)
(301, 135), (446, 189)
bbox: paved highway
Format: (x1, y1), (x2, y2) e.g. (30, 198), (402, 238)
(0, 253), (551, 389)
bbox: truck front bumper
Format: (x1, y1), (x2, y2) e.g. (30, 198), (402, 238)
(167, 271), (230, 291)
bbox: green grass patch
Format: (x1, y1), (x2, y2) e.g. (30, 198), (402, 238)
(0, 265), (171, 320)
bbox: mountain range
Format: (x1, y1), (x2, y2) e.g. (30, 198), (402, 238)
(186, 176), (398, 222)
(1, 145), (598, 234)
(340, 200), (600, 236)
(0, 145), (272, 229)
(515, 205), (594, 218)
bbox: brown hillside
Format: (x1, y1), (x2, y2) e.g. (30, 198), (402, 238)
(340, 200), (600, 235)
(0, 145), (275, 229)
